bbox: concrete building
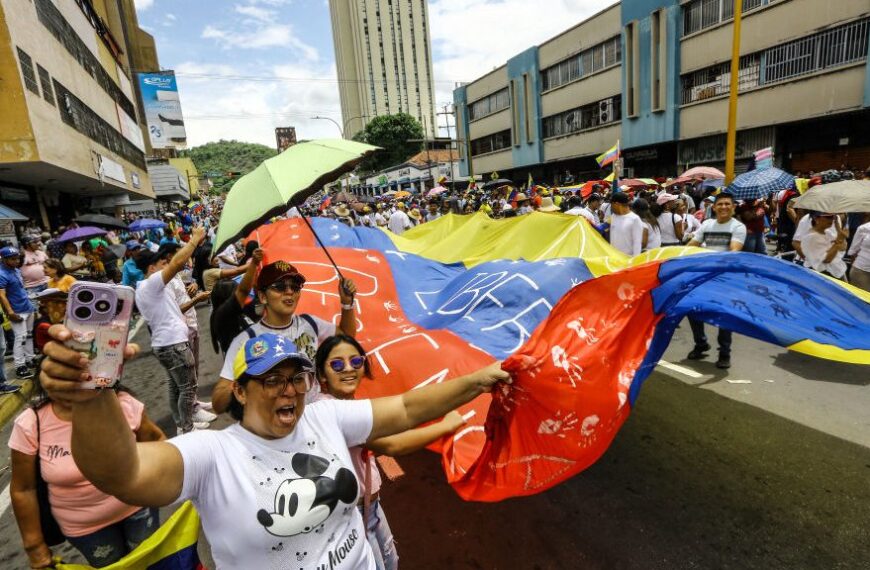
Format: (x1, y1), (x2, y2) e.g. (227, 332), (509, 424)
(454, 0), (870, 183)
(0, 0), (154, 229)
(328, 0), (437, 138)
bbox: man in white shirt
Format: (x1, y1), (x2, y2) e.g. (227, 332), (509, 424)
(388, 202), (412, 235)
(210, 261), (358, 414)
(608, 193), (644, 256)
(216, 242), (240, 269)
(685, 192), (747, 369)
(847, 215), (870, 291)
(135, 227), (208, 433)
(564, 196), (594, 222)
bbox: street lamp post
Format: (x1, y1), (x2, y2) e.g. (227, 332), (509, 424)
(311, 116), (343, 138)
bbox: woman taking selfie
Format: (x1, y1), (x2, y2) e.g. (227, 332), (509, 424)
(9, 380), (165, 568)
(37, 328), (510, 569)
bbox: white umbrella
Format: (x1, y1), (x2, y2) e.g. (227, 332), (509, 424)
(792, 180), (870, 213)
(427, 185), (448, 198)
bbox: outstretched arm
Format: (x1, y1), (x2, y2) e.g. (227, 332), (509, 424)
(367, 411), (465, 456)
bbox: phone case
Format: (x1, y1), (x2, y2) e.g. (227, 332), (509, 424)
(64, 282), (135, 389)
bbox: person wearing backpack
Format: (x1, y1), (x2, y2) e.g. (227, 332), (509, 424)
(211, 260), (357, 414)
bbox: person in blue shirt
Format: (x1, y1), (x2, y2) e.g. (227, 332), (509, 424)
(121, 241), (146, 288)
(0, 246), (36, 380)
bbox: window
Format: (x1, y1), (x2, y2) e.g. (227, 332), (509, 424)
(683, 0), (772, 36)
(468, 87), (510, 121)
(54, 80), (146, 170)
(511, 80), (520, 145)
(523, 73), (532, 142)
(37, 64), (55, 105)
(34, 0), (135, 118)
(625, 22), (639, 117)
(542, 95), (622, 139)
(651, 9), (665, 112)
(470, 129), (512, 156)
(16, 47), (39, 94)
(680, 18), (869, 104)
(540, 35), (621, 91)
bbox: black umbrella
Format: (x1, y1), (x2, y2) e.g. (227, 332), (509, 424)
(74, 214), (128, 229)
(483, 178), (515, 190)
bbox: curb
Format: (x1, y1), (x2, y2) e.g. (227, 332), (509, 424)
(0, 378), (35, 428)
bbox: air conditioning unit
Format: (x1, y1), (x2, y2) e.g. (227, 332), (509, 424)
(599, 99), (613, 124)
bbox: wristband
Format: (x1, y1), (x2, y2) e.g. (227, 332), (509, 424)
(341, 303), (354, 310)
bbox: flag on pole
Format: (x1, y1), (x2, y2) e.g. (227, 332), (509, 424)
(596, 141), (620, 167)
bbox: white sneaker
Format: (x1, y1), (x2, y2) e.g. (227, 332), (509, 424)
(176, 421), (210, 436)
(193, 408), (217, 423)
(196, 400), (214, 412)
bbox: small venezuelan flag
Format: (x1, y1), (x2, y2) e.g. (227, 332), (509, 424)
(596, 142), (620, 167)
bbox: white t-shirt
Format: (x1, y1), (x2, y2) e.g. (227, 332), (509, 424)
(220, 316), (336, 380)
(387, 211), (412, 235)
(217, 244), (239, 269)
(803, 231), (847, 278)
(657, 212), (684, 245)
(847, 222), (870, 272)
(135, 272), (189, 348)
(609, 212), (644, 256)
(166, 276), (198, 331)
(169, 400), (377, 570)
(692, 218), (747, 252)
(642, 222), (662, 251)
(565, 207), (596, 224)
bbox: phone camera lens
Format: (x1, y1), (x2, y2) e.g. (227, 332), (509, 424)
(74, 306), (92, 320)
(77, 290), (95, 303)
(94, 300), (111, 313)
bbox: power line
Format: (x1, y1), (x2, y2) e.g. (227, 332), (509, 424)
(135, 70), (464, 85)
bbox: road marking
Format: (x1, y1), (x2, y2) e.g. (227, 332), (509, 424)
(657, 360), (704, 379)
(0, 317), (147, 519)
(726, 379), (752, 384)
(0, 484), (9, 519)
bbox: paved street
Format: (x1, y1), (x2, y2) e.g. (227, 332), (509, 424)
(0, 309), (867, 568)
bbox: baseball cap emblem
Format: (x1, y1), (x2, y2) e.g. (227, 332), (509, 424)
(250, 339), (269, 358)
(275, 261), (293, 272)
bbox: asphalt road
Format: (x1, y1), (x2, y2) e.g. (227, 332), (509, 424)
(0, 309), (867, 569)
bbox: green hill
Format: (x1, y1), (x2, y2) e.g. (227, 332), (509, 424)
(182, 140), (277, 193)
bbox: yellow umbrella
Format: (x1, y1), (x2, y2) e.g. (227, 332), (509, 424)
(394, 190), (411, 198)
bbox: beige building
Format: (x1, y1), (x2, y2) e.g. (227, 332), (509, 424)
(0, 0), (154, 229)
(328, 0), (437, 138)
(454, 0), (870, 182)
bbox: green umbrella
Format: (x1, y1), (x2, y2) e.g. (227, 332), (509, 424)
(213, 139), (380, 255)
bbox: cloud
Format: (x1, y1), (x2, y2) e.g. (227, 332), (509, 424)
(428, 0), (615, 109)
(234, 4), (273, 21)
(134, 0), (154, 10)
(201, 13), (318, 60)
(173, 61), (344, 147)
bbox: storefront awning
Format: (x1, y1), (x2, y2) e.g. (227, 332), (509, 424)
(0, 204), (27, 221)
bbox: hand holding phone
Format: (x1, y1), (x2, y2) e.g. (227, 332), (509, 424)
(64, 282), (134, 389)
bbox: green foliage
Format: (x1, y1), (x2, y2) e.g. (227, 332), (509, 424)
(181, 140), (278, 193)
(353, 113), (424, 174)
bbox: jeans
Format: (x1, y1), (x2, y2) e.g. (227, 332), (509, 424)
(742, 232), (767, 254)
(689, 318), (732, 357)
(358, 499), (398, 570)
(10, 312), (34, 367)
(0, 325), (6, 383)
(153, 342), (198, 432)
(188, 328), (200, 378)
(67, 507), (159, 568)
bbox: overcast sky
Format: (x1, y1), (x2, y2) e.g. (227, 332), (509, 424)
(134, 0), (615, 147)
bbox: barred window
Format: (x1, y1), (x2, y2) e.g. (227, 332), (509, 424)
(16, 48), (39, 95)
(683, 0), (771, 36)
(54, 80), (146, 170)
(37, 64), (55, 106)
(470, 129), (512, 156)
(680, 17), (869, 104)
(540, 35), (621, 91)
(468, 88), (510, 121)
(542, 95), (622, 139)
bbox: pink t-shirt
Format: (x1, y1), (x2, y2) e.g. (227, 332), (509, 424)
(21, 249), (49, 288)
(8, 393), (145, 537)
(313, 392), (382, 496)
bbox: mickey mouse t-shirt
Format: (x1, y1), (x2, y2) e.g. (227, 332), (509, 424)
(169, 399), (376, 570)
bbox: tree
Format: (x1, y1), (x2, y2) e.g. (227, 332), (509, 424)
(181, 140), (278, 193)
(352, 113), (424, 174)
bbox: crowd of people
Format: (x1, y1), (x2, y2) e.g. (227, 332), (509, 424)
(1, 164), (867, 568)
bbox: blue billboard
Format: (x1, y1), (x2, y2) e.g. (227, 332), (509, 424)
(137, 71), (187, 150)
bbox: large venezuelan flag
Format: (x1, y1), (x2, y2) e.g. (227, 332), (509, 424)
(250, 213), (870, 502)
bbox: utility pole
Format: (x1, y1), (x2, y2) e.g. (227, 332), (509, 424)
(437, 104), (456, 190)
(724, 0), (743, 184)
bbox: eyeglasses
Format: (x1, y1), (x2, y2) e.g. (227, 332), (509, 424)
(250, 371), (313, 397)
(267, 278), (304, 294)
(328, 355), (366, 373)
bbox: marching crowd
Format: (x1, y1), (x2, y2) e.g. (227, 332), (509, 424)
(0, 165), (867, 569)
